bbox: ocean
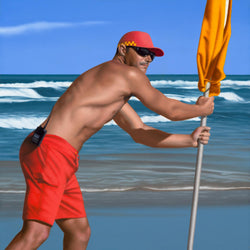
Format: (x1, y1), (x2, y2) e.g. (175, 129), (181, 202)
(0, 74), (250, 199)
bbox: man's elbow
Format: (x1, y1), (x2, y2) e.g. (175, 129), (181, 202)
(130, 129), (160, 148)
(129, 128), (147, 145)
(131, 133), (143, 144)
(167, 113), (181, 121)
(132, 136), (160, 148)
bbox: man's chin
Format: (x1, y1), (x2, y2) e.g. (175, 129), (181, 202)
(139, 66), (148, 73)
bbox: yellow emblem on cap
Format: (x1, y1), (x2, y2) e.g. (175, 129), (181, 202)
(124, 41), (137, 46)
(118, 41), (137, 47)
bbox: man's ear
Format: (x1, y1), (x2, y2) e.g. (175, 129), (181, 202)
(117, 44), (127, 56)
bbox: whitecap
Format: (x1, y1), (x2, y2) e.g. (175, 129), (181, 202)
(106, 115), (200, 126)
(0, 88), (43, 98)
(0, 116), (47, 129)
(0, 81), (71, 89)
(130, 94), (198, 103)
(219, 92), (245, 102)
(149, 79), (250, 89)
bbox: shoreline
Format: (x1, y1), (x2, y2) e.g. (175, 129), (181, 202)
(1, 159), (250, 219)
(1, 189), (250, 218)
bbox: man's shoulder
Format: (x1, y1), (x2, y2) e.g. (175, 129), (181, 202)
(91, 60), (149, 85)
(126, 67), (149, 84)
(104, 60), (140, 73)
(114, 62), (147, 80)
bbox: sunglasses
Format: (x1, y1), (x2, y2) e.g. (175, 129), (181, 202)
(127, 46), (155, 61)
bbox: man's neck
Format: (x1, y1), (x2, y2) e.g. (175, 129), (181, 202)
(112, 55), (125, 64)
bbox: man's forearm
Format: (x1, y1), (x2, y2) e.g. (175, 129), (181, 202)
(167, 99), (204, 121)
(130, 125), (195, 148)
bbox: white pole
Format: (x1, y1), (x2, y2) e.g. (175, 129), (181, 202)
(187, 82), (210, 250)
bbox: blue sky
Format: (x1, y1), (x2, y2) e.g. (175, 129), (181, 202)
(1, 0), (249, 75)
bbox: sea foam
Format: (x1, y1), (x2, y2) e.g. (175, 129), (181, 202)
(150, 79), (250, 89)
(130, 94), (198, 103)
(0, 185), (249, 194)
(0, 81), (72, 89)
(0, 116), (47, 129)
(0, 80), (248, 104)
(219, 92), (245, 102)
(106, 115), (200, 126)
(1, 79), (250, 90)
(0, 115), (200, 129)
(0, 88), (42, 98)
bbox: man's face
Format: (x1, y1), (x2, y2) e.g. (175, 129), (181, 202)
(124, 47), (154, 73)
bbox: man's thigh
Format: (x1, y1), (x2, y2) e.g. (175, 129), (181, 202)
(55, 174), (86, 220)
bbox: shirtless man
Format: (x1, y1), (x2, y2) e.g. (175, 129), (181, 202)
(6, 31), (213, 250)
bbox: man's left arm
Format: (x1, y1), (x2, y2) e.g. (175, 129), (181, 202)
(113, 103), (210, 148)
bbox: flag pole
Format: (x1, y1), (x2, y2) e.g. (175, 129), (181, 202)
(187, 82), (210, 250)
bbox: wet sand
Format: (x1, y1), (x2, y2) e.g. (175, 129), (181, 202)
(1, 160), (250, 249)
(1, 204), (250, 250)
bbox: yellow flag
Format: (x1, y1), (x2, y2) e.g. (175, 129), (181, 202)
(197, 0), (232, 96)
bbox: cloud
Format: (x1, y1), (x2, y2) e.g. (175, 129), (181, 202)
(0, 21), (107, 36)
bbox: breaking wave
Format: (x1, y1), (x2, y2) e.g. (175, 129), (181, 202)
(0, 115), (200, 129)
(0, 81), (71, 89)
(0, 80), (247, 104)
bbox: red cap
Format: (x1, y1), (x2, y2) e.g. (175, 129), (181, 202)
(118, 31), (164, 57)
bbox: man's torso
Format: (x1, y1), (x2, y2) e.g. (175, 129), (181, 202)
(41, 60), (141, 151)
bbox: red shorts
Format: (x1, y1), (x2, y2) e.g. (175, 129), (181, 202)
(20, 133), (86, 226)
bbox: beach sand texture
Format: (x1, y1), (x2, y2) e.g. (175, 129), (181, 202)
(0, 160), (250, 250)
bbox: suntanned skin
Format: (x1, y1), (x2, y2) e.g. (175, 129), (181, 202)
(6, 43), (213, 250)
(43, 44), (213, 151)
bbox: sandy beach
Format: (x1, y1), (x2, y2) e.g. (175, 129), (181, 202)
(1, 201), (249, 250)
(1, 160), (249, 250)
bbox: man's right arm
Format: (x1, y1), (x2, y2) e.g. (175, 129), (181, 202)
(128, 69), (214, 121)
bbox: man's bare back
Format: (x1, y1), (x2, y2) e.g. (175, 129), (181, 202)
(44, 60), (144, 151)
